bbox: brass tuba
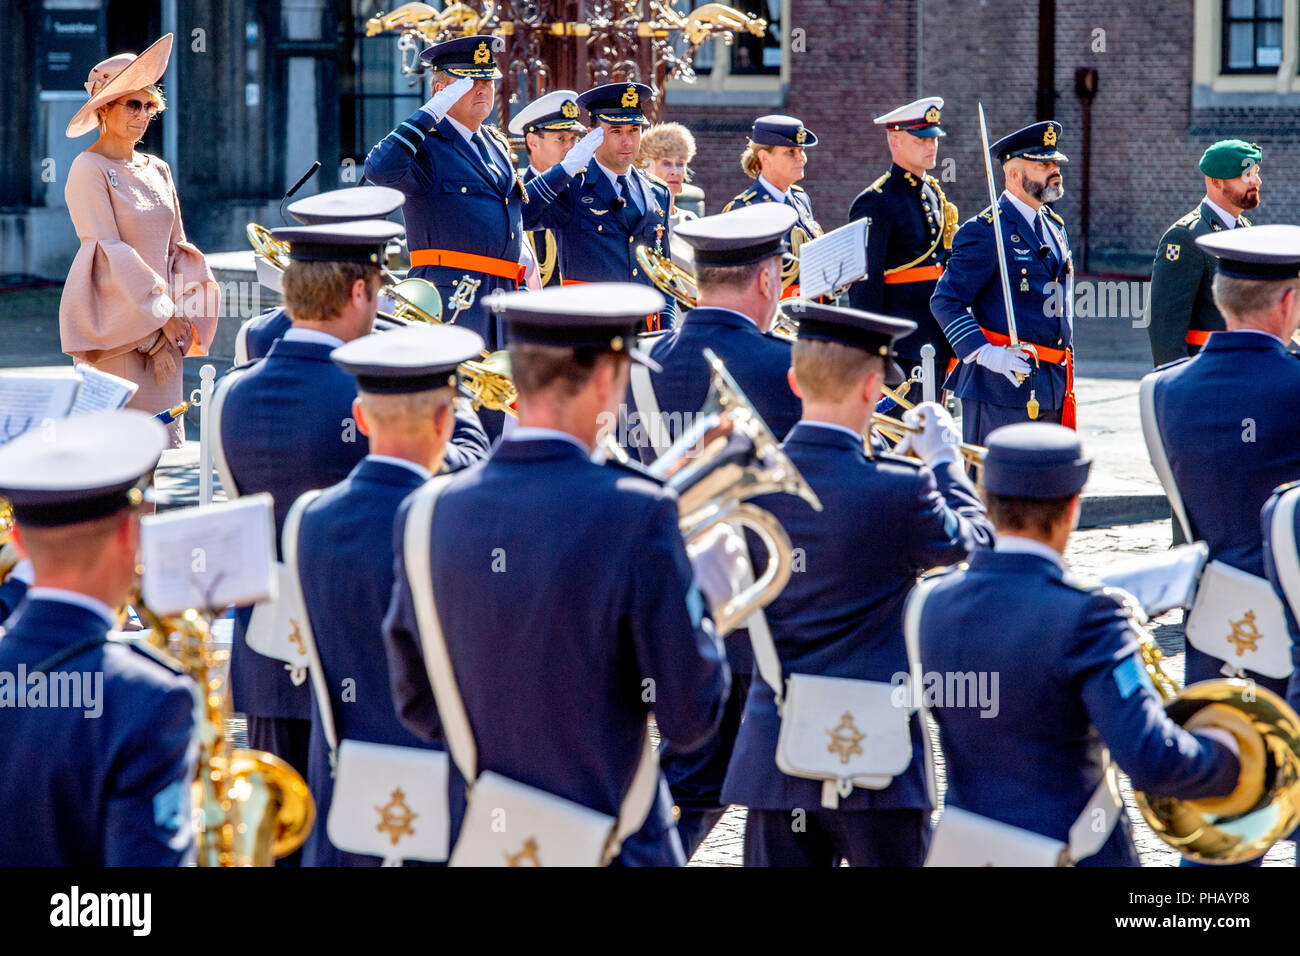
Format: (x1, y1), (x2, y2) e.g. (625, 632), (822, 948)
(648, 349), (822, 635)
(1103, 586), (1300, 865)
(135, 599), (315, 866)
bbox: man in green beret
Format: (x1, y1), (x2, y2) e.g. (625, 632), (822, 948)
(1147, 139), (1262, 367)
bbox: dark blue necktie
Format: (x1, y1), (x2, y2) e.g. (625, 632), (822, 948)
(1035, 211), (1057, 265)
(616, 173), (640, 226)
(474, 132), (503, 187)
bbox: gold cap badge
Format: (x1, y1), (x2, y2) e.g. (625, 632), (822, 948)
(1043, 126), (1057, 147)
(795, 127), (807, 145)
(621, 84), (639, 108)
(924, 106), (940, 124)
(561, 100), (579, 119)
(473, 41), (490, 65)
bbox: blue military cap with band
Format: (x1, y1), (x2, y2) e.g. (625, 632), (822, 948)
(577, 82), (654, 126)
(487, 283), (664, 370)
(674, 204), (797, 265)
(0, 410), (165, 527)
(750, 114), (817, 148)
(791, 301), (915, 386)
(990, 121), (1068, 164)
(418, 34), (504, 79)
(331, 325), (485, 394)
(981, 422), (1091, 498)
(271, 219), (405, 264)
(287, 186), (405, 225)
(508, 89), (585, 136)
(1196, 223), (1300, 280)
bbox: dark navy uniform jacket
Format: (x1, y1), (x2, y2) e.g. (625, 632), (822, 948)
(296, 457), (450, 867)
(930, 194), (1073, 410)
(0, 577), (29, 623)
(918, 550), (1240, 865)
(722, 424), (993, 812)
(523, 162), (675, 327)
(0, 596), (197, 865)
(217, 336), (489, 719)
(365, 109), (540, 349)
(847, 164), (954, 369)
(1149, 330), (1300, 692)
(382, 436), (731, 863)
(722, 178), (820, 243)
(237, 307), (406, 363)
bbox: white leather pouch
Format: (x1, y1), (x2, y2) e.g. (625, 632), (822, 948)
(1185, 559), (1292, 679)
(245, 561), (311, 684)
(327, 739), (451, 865)
(774, 673), (912, 809)
(926, 805), (1067, 867)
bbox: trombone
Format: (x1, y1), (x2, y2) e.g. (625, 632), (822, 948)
(871, 413), (986, 468)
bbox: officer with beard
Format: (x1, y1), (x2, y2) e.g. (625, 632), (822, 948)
(1147, 140), (1262, 367)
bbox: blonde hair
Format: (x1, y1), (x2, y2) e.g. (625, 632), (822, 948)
(357, 388), (453, 434)
(791, 339), (881, 403)
(741, 140), (771, 179)
(639, 123), (697, 175)
(281, 260), (382, 324)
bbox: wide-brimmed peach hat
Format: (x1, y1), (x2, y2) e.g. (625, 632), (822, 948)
(66, 33), (173, 139)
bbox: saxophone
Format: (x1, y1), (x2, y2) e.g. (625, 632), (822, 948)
(135, 598), (315, 866)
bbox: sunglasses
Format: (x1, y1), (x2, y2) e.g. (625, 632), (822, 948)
(117, 98), (160, 118)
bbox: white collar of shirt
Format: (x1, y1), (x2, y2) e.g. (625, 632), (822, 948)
(506, 426), (591, 455)
(284, 328), (344, 348)
(1202, 195), (1239, 230)
(528, 164), (543, 178)
(26, 588), (116, 628)
(994, 534), (1064, 569)
(757, 175), (790, 204)
(365, 454), (433, 482)
(798, 419), (865, 443)
(1003, 191), (1060, 257)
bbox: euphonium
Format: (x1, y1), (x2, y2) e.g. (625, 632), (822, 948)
(386, 276), (444, 324)
(1104, 587), (1300, 865)
(135, 598), (315, 866)
(637, 244), (697, 312)
(648, 348), (822, 635)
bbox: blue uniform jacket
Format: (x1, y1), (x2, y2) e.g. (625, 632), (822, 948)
(296, 458), (450, 866)
(523, 162), (675, 327)
(722, 424), (993, 811)
(722, 179), (820, 243)
(1151, 331), (1300, 691)
(522, 166), (564, 288)
(0, 577), (29, 623)
(238, 307), (406, 363)
(918, 550), (1240, 866)
(930, 195), (1073, 409)
(382, 437), (731, 863)
(217, 337), (490, 719)
(364, 109), (539, 348)
(847, 164), (954, 369)
(0, 597), (197, 865)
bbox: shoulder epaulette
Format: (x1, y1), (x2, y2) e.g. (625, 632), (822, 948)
(1176, 208), (1202, 228)
(790, 183), (806, 193)
(485, 125), (510, 147)
(1043, 206), (1064, 226)
(642, 170), (669, 189)
(1153, 355), (1194, 373)
(863, 171), (890, 195)
(977, 205), (995, 223)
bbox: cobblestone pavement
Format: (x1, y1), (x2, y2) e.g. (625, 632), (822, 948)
(689, 520), (1297, 867)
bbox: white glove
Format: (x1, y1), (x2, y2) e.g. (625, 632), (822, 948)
(689, 525), (751, 620)
(560, 126), (605, 176)
(420, 76), (474, 123)
(970, 343), (1031, 386)
(895, 401), (961, 467)
(1193, 727), (1240, 759)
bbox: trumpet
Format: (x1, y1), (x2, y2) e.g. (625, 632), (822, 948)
(133, 596), (315, 865)
(648, 348), (822, 635)
(871, 412), (986, 468)
(1102, 587), (1300, 865)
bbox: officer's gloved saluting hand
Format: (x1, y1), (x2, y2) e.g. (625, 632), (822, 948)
(421, 76), (474, 123)
(561, 127), (605, 176)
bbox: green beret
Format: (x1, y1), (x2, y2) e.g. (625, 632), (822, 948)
(1199, 139), (1263, 180)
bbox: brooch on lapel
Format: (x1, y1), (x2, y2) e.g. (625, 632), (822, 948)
(1013, 247), (1030, 255)
(108, 170), (118, 188)
(582, 195), (595, 204)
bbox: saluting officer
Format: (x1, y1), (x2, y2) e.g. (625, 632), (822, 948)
(912, 424), (1247, 866)
(364, 35), (536, 351)
(0, 411), (197, 865)
(289, 324), (485, 867)
(383, 284), (739, 865)
(848, 98), (958, 378)
(522, 83), (675, 330)
(508, 89), (584, 288)
(236, 185), (408, 364)
(623, 204), (802, 857)
(722, 304), (992, 867)
(1142, 226), (1300, 704)
(722, 115), (822, 297)
(931, 122), (1075, 447)
(213, 221), (488, 823)
(1147, 140), (1262, 367)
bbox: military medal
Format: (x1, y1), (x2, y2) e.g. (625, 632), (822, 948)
(1019, 277), (1029, 292)
(654, 223), (664, 254)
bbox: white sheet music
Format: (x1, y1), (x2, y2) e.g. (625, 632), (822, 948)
(0, 370), (82, 444)
(141, 494), (278, 615)
(797, 219), (869, 300)
(70, 363), (138, 414)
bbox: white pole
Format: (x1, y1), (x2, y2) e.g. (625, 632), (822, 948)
(197, 364), (216, 505)
(921, 344), (936, 404)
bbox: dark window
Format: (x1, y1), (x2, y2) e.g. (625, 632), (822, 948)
(1222, 0), (1284, 74)
(687, 0), (782, 76)
(338, 3), (424, 169)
